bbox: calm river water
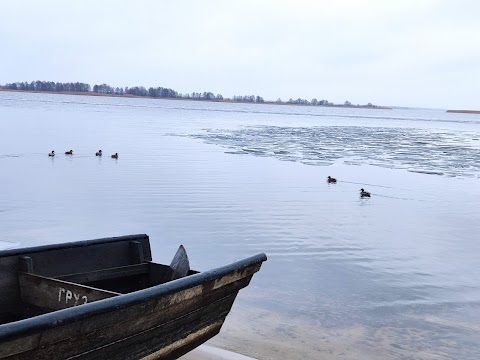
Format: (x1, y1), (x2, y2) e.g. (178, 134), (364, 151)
(1, 92), (479, 359)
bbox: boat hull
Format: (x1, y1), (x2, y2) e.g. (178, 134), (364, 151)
(0, 235), (267, 360)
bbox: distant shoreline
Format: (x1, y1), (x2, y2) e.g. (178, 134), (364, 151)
(0, 89), (391, 110)
(446, 109), (480, 114)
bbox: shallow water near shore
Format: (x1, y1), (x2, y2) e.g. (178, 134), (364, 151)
(1, 92), (480, 359)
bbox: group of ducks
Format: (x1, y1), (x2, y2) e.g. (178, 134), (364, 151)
(48, 150), (119, 159)
(327, 176), (371, 197)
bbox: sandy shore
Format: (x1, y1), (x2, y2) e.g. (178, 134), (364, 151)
(179, 345), (256, 360)
(446, 109), (480, 114)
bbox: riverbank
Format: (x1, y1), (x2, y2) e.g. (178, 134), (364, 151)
(0, 88), (390, 110)
(447, 109), (480, 114)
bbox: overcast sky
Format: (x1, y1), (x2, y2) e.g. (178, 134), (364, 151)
(1, 0), (479, 109)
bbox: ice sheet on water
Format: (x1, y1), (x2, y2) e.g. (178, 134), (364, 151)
(189, 126), (480, 177)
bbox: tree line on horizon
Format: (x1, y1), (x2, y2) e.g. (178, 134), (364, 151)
(1, 80), (377, 107)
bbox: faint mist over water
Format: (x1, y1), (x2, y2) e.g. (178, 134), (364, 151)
(1, 92), (480, 359)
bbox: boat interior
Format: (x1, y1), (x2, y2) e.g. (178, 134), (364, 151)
(0, 235), (197, 324)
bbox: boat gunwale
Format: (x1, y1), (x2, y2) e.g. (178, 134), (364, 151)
(0, 251), (267, 341)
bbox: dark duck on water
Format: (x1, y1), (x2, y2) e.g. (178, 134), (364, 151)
(360, 188), (371, 197)
(327, 176), (337, 183)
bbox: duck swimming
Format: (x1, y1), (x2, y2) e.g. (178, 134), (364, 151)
(65, 150), (73, 155)
(111, 153), (118, 159)
(360, 188), (371, 197)
(48, 150), (55, 157)
(327, 176), (337, 183)
(96, 150), (102, 156)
